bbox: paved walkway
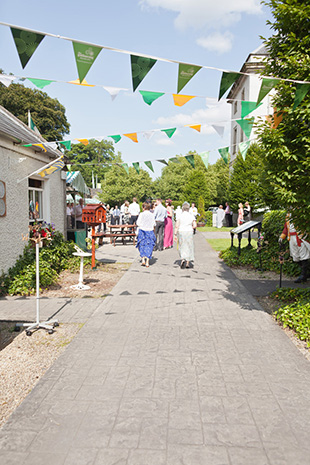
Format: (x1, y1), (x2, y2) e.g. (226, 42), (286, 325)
(1, 233), (310, 465)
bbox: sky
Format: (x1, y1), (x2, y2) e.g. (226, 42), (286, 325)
(0, 0), (272, 179)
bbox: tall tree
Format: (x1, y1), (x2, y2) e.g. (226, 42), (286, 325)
(65, 139), (120, 187)
(0, 81), (70, 141)
(207, 158), (230, 206)
(258, 0), (310, 233)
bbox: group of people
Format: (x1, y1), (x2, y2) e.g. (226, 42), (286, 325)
(66, 198), (84, 230)
(136, 199), (197, 268)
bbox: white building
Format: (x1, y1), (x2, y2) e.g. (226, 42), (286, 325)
(0, 105), (66, 274)
(227, 44), (274, 164)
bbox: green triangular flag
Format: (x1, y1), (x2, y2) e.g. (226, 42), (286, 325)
(58, 140), (72, 151)
(199, 151), (209, 169)
(169, 157), (181, 164)
(157, 159), (168, 165)
(218, 147), (229, 164)
(109, 135), (121, 144)
(239, 140), (251, 160)
(241, 101), (262, 118)
(177, 63), (201, 93)
(185, 155), (195, 168)
(293, 83), (310, 110)
(27, 78), (54, 89)
(72, 42), (102, 83)
(131, 55), (157, 92)
(122, 163), (129, 174)
(257, 78), (279, 104)
(218, 72), (240, 100)
(161, 128), (177, 138)
(144, 161), (154, 172)
(10, 27), (45, 68)
(132, 162), (140, 174)
(139, 90), (165, 105)
(236, 118), (254, 139)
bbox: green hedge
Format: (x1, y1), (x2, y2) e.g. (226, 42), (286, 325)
(205, 211), (213, 227)
(0, 232), (89, 296)
(275, 302), (310, 346)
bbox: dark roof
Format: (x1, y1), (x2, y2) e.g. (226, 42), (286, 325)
(0, 105), (62, 158)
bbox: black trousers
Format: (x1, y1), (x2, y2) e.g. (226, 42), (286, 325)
(225, 213), (233, 227)
(155, 221), (165, 251)
(130, 215), (138, 225)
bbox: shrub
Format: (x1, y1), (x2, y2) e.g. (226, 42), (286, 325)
(270, 288), (310, 303)
(205, 211), (213, 227)
(275, 302), (310, 346)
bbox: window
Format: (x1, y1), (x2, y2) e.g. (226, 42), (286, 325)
(29, 178), (44, 221)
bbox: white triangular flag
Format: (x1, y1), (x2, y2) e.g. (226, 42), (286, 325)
(103, 86), (128, 101)
(45, 142), (58, 151)
(0, 74), (16, 87)
(212, 124), (225, 138)
(143, 131), (155, 140)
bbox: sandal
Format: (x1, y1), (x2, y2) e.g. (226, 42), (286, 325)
(180, 260), (185, 269)
(145, 258), (149, 268)
(141, 257), (146, 266)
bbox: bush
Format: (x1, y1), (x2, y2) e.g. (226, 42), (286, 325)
(0, 232), (83, 296)
(205, 211), (213, 227)
(275, 302), (310, 346)
(261, 210), (286, 246)
(270, 288), (310, 303)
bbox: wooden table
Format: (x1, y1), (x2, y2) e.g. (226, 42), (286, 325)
(93, 224), (137, 247)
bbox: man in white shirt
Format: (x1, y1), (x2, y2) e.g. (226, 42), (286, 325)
(189, 203), (198, 234)
(74, 198), (84, 229)
(129, 197), (140, 225)
(154, 198), (167, 251)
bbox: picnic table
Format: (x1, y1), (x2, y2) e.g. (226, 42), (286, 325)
(92, 224), (137, 247)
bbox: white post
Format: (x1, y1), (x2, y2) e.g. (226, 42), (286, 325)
(36, 242), (40, 324)
(79, 256), (84, 287)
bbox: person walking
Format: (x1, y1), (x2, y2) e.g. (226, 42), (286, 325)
(74, 198), (84, 229)
(174, 202), (196, 268)
(163, 199), (174, 249)
(244, 201), (252, 222)
(112, 205), (121, 225)
(123, 201), (130, 225)
(129, 197), (140, 225)
(225, 202), (233, 227)
(237, 202), (244, 226)
(136, 202), (156, 267)
(154, 198), (167, 251)
(189, 202), (198, 234)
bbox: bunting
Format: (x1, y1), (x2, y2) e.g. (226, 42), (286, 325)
(218, 147), (229, 164)
(10, 27), (45, 68)
(76, 139), (89, 146)
(131, 55), (157, 92)
(293, 83), (310, 110)
(124, 133), (138, 143)
(239, 140), (251, 160)
(58, 140), (72, 151)
(199, 151), (209, 169)
(236, 118), (254, 139)
(72, 42), (102, 83)
(185, 154), (195, 168)
(0, 74), (16, 87)
(173, 94), (195, 107)
(241, 101), (262, 119)
(157, 159), (168, 165)
(257, 78), (279, 104)
(169, 157), (181, 163)
(27, 78), (54, 89)
(143, 131), (155, 139)
(38, 156), (65, 177)
(161, 128), (177, 138)
(132, 162), (140, 174)
(177, 63), (201, 93)
(212, 125), (225, 138)
(218, 72), (240, 100)
(103, 86), (128, 101)
(68, 78), (95, 87)
(109, 135), (122, 143)
(187, 124), (201, 132)
(139, 90), (164, 105)
(122, 163), (129, 174)
(144, 161), (154, 172)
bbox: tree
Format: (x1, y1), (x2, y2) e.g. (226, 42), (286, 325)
(228, 143), (278, 212)
(99, 165), (154, 205)
(258, 0), (310, 233)
(65, 139), (120, 187)
(153, 156), (193, 203)
(182, 169), (216, 207)
(207, 158), (230, 206)
(0, 82), (70, 141)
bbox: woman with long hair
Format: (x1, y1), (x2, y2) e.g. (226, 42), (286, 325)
(163, 199), (174, 249)
(136, 202), (156, 268)
(174, 202), (196, 268)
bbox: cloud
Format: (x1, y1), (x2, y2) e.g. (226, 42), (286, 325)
(139, 0), (262, 31)
(196, 31), (234, 54)
(155, 137), (175, 146)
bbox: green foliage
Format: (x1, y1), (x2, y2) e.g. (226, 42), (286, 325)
(275, 302), (310, 346)
(271, 287), (310, 303)
(0, 232), (81, 296)
(258, 0), (310, 235)
(66, 139), (120, 187)
(261, 210), (286, 245)
(99, 165), (154, 205)
(208, 158), (230, 206)
(0, 82), (70, 141)
(228, 143), (277, 212)
(197, 196), (206, 221)
(182, 169), (215, 207)
(205, 211), (213, 227)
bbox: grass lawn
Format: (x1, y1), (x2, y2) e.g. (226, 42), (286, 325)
(206, 237), (256, 252)
(197, 226), (232, 232)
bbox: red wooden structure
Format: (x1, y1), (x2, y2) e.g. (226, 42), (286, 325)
(82, 204), (106, 268)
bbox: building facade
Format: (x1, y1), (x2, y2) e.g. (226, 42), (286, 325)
(227, 44), (273, 164)
(0, 106), (66, 274)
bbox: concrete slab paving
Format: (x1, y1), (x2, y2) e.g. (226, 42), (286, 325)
(0, 232), (310, 464)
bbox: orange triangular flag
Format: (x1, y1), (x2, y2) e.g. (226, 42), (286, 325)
(173, 94), (195, 107)
(187, 124), (201, 132)
(76, 139), (89, 146)
(124, 133), (138, 143)
(33, 143), (47, 152)
(68, 79), (95, 87)
(266, 108), (283, 129)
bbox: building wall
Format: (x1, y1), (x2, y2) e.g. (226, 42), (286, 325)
(0, 135), (66, 275)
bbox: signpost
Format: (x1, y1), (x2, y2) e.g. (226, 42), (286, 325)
(230, 220), (262, 256)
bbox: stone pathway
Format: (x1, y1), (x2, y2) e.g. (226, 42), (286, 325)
(1, 233), (310, 465)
